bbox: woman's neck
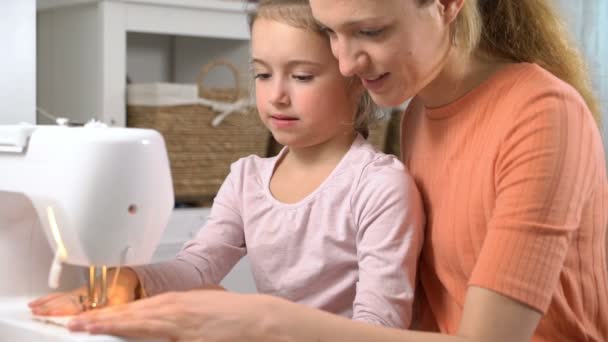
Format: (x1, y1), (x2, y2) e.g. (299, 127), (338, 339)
(418, 49), (511, 109)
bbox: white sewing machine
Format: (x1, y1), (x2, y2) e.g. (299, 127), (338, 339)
(0, 123), (174, 341)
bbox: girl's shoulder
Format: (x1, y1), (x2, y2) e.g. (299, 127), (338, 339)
(349, 135), (405, 169)
(224, 153), (278, 186)
(348, 136), (415, 189)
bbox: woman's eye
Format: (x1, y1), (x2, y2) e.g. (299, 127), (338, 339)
(293, 75), (314, 82)
(254, 73), (271, 80)
(359, 28), (383, 37)
(321, 27), (337, 38)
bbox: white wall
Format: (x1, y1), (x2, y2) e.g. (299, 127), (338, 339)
(555, 1), (608, 160)
(0, 0), (36, 124)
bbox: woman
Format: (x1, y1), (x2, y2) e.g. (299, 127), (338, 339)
(66, 1), (608, 341)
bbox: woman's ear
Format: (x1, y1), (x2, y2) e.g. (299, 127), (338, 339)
(437, 0), (465, 24)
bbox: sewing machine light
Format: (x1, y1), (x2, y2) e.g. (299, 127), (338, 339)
(46, 206), (68, 290)
(46, 206), (67, 260)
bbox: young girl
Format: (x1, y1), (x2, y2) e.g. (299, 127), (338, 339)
(30, 0), (424, 329)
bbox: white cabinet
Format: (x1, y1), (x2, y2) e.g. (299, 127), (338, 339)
(36, 0), (252, 126)
(1, 1), (35, 124)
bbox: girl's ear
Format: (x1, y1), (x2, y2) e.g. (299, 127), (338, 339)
(437, 0), (465, 24)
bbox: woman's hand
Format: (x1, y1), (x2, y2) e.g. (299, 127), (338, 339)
(28, 267), (140, 316)
(67, 289), (282, 342)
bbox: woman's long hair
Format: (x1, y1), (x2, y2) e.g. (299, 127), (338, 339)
(445, 0), (600, 123)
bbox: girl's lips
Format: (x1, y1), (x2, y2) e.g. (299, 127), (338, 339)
(271, 114), (298, 120)
(269, 115), (299, 128)
(361, 73), (389, 92)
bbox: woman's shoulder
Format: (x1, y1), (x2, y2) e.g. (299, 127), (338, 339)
(498, 63), (592, 126)
(491, 63), (587, 108)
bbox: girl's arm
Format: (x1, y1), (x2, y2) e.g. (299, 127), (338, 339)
(129, 161), (248, 296)
(350, 156), (424, 328)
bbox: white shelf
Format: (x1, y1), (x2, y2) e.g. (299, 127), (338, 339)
(38, 0), (253, 13)
(37, 0), (251, 126)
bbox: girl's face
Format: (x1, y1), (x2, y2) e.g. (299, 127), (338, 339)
(309, 0), (452, 107)
(252, 18), (359, 149)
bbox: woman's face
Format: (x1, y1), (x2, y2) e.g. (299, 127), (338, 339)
(309, 0), (452, 107)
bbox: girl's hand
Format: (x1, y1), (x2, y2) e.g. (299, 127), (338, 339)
(67, 289), (282, 342)
(28, 267), (140, 316)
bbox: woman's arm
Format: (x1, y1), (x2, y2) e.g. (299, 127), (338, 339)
(271, 286), (540, 342)
(68, 286), (540, 342)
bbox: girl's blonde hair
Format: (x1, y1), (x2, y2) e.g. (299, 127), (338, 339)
(442, 0), (600, 124)
(248, 0), (380, 138)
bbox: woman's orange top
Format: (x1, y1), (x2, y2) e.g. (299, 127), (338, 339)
(401, 63), (607, 341)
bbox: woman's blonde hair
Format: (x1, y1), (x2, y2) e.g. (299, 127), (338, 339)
(248, 0), (380, 138)
(442, 0), (600, 124)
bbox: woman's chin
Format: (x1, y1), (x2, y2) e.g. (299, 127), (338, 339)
(368, 89), (411, 108)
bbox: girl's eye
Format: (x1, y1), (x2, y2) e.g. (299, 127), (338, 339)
(359, 28), (383, 37)
(293, 75), (314, 82)
(254, 73), (271, 80)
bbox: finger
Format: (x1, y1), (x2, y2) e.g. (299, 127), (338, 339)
(70, 298), (180, 334)
(71, 302), (151, 329)
(200, 284), (226, 291)
(85, 291), (178, 315)
(71, 292), (194, 330)
(31, 294), (84, 316)
(28, 293), (65, 307)
(86, 318), (177, 339)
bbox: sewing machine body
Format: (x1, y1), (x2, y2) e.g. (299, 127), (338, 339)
(0, 124), (174, 341)
(1, 124), (174, 268)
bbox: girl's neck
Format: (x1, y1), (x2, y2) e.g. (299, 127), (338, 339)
(283, 131), (357, 169)
(268, 131), (357, 204)
(418, 48), (511, 109)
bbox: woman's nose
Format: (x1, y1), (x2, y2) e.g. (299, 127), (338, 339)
(331, 38), (366, 77)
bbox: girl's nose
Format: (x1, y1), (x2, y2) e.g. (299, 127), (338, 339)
(268, 80), (290, 106)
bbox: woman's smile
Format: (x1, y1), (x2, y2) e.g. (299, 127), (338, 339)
(361, 72), (390, 92)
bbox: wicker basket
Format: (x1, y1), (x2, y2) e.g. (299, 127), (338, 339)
(127, 60), (270, 203)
